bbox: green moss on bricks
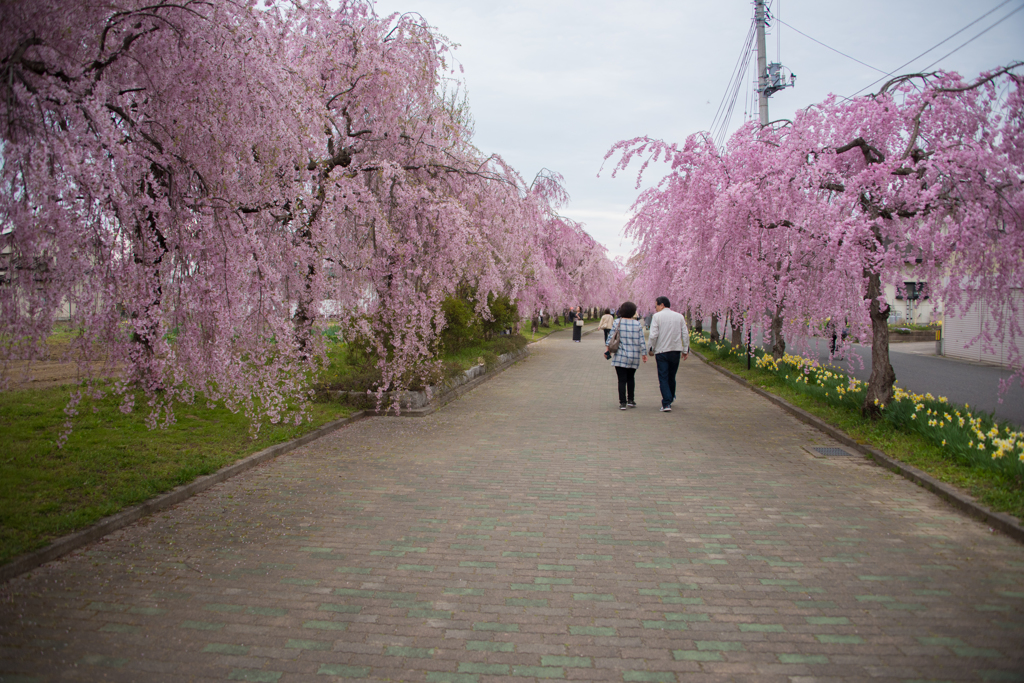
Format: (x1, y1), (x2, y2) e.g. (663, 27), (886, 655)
(473, 622), (519, 632)
(466, 641), (514, 652)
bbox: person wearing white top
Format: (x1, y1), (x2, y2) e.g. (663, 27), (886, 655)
(647, 296), (690, 412)
(597, 308), (615, 344)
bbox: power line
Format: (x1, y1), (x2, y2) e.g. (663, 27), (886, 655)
(776, 18), (886, 75)
(710, 21), (755, 134)
(710, 19), (757, 148)
(844, 0), (1020, 100)
(776, 0), (781, 65)
(716, 31), (755, 148)
(919, 3), (1024, 72)
(716, 43), (753, 148)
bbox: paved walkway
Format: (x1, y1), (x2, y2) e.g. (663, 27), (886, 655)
(2, 329), (1023, 682)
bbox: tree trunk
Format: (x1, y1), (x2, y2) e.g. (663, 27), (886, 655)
(770, 306), (786, 359)
(292, 261), (317, 361)
(730, 311), (744, 348)
(127, 198), (169, 393)
(693, 308), (703, 334)
(861, 269), (896, 419)
(709, 313), (720, 342)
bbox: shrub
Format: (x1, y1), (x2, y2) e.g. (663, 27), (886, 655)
(481, 293), (519, 340)
(440, 296), (481, 352)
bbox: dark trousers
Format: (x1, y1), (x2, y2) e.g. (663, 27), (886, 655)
(614, 366), (637, 404)
(603, 329), (611, 343)
(572, 324), (582, 341)
(655, 351), (681, 407)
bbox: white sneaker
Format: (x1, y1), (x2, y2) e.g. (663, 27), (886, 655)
(660, 406), (672, 412)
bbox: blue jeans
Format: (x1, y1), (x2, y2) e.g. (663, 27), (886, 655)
(655, 351), (681, 407)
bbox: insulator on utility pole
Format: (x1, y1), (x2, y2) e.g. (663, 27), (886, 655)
(754, 0), (795, 127)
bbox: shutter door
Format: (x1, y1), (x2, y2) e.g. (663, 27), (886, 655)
(944, 301), (982, 362)
(978, 299), (1001, 365)
(997, 290), (1024, 367)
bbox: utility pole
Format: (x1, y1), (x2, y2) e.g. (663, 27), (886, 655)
(755, 0), (770, 126)
(753, 0), (794, 359)
(754, 0), (795, 128)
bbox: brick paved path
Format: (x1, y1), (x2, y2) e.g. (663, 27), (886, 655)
(2, 329), (1024, 682)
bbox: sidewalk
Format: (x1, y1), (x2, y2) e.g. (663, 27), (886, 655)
(2, 329), (1023, 682)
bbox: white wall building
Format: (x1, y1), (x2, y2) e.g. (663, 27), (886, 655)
(884, 276), (940, 327)
(942, 288), (1024, 368)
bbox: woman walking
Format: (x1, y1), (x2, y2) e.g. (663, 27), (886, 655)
(598, 308), (614, 343)
(571, 305), (584, 342)
(606, 301), (647, 409)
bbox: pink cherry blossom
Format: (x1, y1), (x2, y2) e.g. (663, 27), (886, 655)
(607, 64), (1023, 415)
(0, 0), (622, 434)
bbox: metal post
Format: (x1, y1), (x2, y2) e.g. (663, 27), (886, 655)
(755, 0), (769, 126)
(747, 325), (752, 371)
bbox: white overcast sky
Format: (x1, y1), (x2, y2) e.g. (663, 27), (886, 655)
(372, 0), (1024, 261)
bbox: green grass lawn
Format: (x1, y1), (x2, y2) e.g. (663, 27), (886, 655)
(317, 333), (529, 393)
(520, 318), (596, 343)
(439, 337), (528, 370)
(1, 331), (531, 566)
(693, 340), (1024, 522)
(0, 385), (351, 565)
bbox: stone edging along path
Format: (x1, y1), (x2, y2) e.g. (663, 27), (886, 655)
(693, 349), (1024, 544)
(329, 346), (529, 416)
(0, 346), (532, 584)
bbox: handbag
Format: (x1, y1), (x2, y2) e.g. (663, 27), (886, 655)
(607, 326), (620, 354)
(575, 319), (584, 326)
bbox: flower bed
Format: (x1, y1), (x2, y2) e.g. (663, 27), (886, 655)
(693, 332), (1024, 480)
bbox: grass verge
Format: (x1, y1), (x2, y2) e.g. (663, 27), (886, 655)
(693, 339), (1024, 522)
(1, 330), (531, 565)
(317, 334), (529, 394)
(0, 385), (351, 566)
(520, 318), (595, 343)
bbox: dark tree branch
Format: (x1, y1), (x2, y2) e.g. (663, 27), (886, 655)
(936, 61), (1024, 93)
(835, 137), (885, 164)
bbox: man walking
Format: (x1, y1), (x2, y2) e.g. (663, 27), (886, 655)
(648, 296), (690, 412)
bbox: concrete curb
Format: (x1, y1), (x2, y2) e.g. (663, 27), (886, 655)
(328, 347), (531, 412)
(0, 411), (369, 584)
(692, 350), (1024, 544)
(379, 346), (530, 417)
(2, 344), (534, 583)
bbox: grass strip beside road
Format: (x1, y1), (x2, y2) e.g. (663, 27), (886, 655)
(521, 318), (594, 343)
(693, 340), (1024, 523)
(1, 332), (530, 567)
(0, 386), (351, 566)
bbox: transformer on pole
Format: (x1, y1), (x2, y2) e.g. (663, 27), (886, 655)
(754, 0), (795, 126)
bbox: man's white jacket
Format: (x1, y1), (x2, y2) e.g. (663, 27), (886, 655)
(648, 308), (690, 356)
